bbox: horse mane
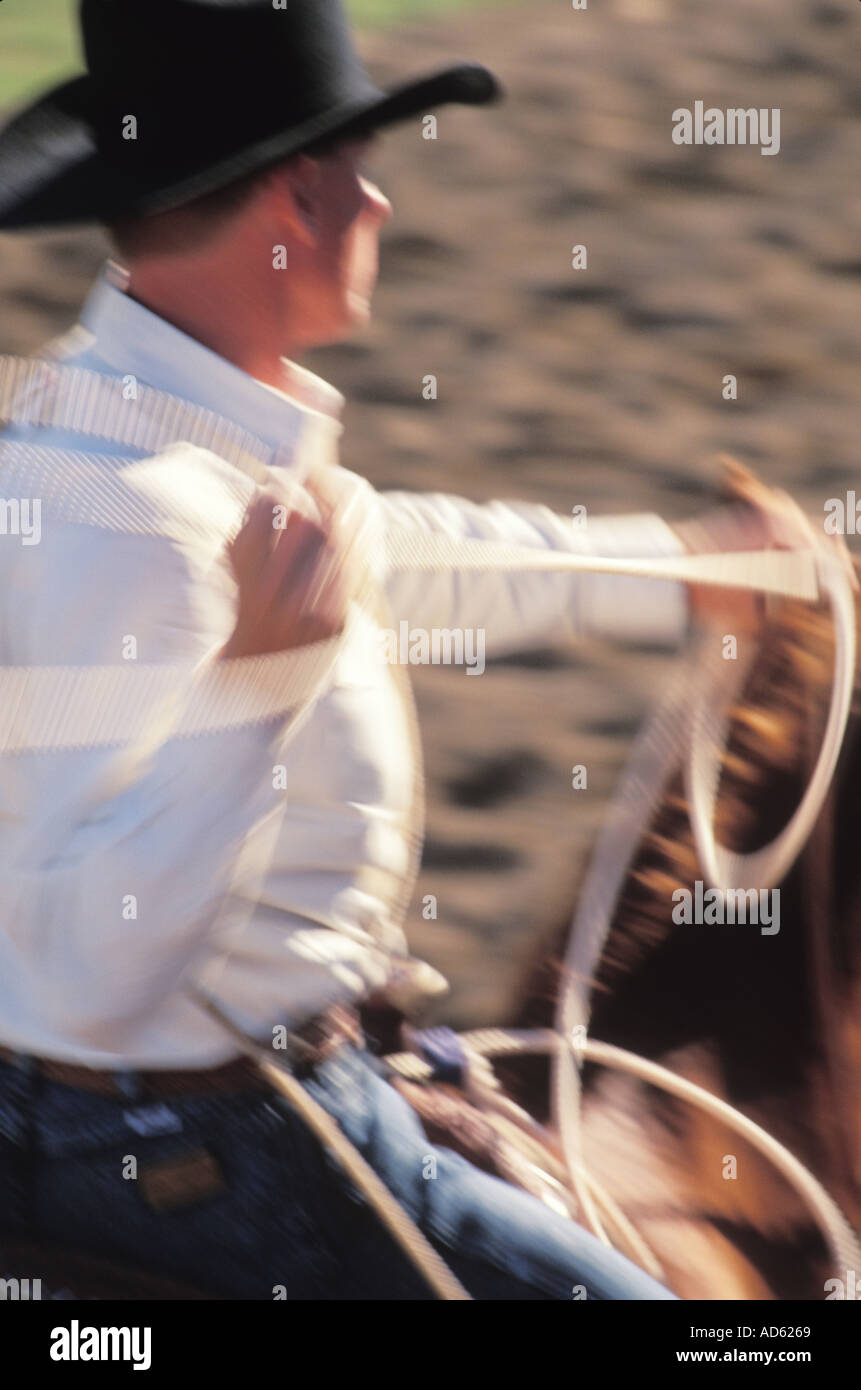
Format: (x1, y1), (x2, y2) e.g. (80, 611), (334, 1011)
(518, 577), (861, 1040)
(603, 596), (855, 988)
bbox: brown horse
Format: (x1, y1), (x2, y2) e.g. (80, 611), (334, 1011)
(394, 563), (861, 1299)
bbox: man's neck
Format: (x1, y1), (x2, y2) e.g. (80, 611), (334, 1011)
(122, 274), (301, 394)
(129, 286), (293, 389)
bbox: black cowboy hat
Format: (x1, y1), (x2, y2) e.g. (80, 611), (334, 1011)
(0, 0), (502, 230)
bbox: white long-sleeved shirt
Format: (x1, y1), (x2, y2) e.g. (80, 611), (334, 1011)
(0, 264), (689, 1066)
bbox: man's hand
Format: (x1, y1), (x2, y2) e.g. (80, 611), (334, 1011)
(220, 472), (368, 660)
(679, 458), (853, 632)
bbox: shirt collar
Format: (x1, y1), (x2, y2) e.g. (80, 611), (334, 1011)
(71, 262), (345, 457)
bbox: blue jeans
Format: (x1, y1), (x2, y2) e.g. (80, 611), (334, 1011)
(0, 1042), (676, 1300)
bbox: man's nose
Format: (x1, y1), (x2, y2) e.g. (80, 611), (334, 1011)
(361, 178), (393, 225)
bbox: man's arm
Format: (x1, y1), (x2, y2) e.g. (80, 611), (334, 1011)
(378, 490), (690, 653)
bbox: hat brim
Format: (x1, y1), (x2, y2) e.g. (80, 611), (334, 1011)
(0, 62), (502, 229)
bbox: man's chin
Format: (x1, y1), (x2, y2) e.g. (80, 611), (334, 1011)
(299, 297), (372, 351)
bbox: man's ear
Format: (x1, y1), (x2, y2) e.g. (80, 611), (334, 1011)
(264, 155), (322, 246)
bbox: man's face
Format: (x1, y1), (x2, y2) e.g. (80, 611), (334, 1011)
(279, 137), (393, 350)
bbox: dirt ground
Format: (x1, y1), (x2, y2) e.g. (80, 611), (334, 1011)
(1, 0), (859, 1026)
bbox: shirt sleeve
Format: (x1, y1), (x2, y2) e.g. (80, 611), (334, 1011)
(378, 490), (691, 655)
(0, 519), (338, 1046)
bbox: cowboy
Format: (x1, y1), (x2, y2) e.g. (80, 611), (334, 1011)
(0, 0), (783, 1300)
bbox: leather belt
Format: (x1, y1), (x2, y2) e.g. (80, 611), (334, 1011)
(0, 1005), (362, 1100)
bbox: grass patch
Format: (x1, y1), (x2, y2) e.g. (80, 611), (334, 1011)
(0, 0), (80, 107)
(0, 0), (506, 109)
(349, 0), (503, 21)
